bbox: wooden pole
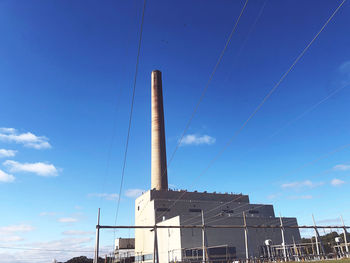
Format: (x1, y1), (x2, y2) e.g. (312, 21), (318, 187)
(312, 215), (320, 259)
(94, 208), (101, 263)
(280, 213), (287, 261)
(201, 210), (206, 263)
(153, 227), (156, 263)
(341, 215), (349, 256)
(153, 226), (160, 263)
(293, 236), (299, 261)
(243, 212), (249, 263)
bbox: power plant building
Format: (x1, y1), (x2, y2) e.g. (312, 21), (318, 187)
(134, 70), (301, 263)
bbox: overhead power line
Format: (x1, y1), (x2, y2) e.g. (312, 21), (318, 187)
(195, 0), (347, 183)
(192, 141), (350, 226)
(187, 141), (350, 225)
(0, 246), (105, 253)
(157, 0), (346, 221)
(161, 0), (249, 177)
(156, 0), (250, 221)
(227, 0), (267, 72)
(236, 82), (350, 160)
(283, 142), (350, 178)
(268, 83), (350, 140)
(181, 194), (248, 224)
(114, 0), (147, 226)
(182, 143), (350, 225)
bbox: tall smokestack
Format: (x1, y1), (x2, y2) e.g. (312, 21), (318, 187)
(151, 70), (168, 190)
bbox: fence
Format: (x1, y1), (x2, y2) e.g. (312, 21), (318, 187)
(93, 210), (350, 263)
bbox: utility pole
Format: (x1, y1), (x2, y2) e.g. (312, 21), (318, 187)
(153, 226), (156, 263)
(94, 208), (101, 263)
(153, 206), (159, 263)
(292, 236), (299, 261)
(153, 226), (159, 263)
(341, 215), (349, 257)
(266, 241), (271, 261)
(243, 212), (249, 263)
(201, 210), (206, 263)
(280, 213), (287, 261)
(312, 214), (320, 259)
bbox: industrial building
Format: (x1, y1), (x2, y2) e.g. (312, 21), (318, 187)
(114, 238), (135, 263)
(134, 70), (301, 263)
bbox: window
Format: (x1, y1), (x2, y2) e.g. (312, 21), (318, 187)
(183, 246), (236, 261)
(143, 254), (153, 261)
(189, 208), (202, 212)
(209, 247), (227, 255)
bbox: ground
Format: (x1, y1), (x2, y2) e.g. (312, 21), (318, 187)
(291, 259), (350, 263)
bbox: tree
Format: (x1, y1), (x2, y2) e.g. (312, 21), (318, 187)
(58, 256), (105, 263)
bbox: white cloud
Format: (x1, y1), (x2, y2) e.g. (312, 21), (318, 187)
(180, 134), (216, 146)
(0, 224), (34, 244)
(331, 178), (345, 186)
(125, 188), (145, 198)
(0, 237), (96, 263)
(62, 230), (94, 236)
(0, 169), (15, 183)
(0, 235), (23, 242)
(333, 164), (350, 171)
(0, 127), (51, 149)
(317, 218), (341, 224)
(267, 194), (279, 200)
(0, 149), (17, 158)
(281, 180), (323, 189)
(288, 195), (313, 200)
(3, 160), (58, 177)
(0, 224), (34, 234)
(88, 193), (118, 201)
(0, 128), (16, 134)
(339, 60), (350, 74)
(58, 217), (78, 223)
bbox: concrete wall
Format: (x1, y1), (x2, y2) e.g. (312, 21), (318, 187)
(157, 216), (182, 263)
(135, 191), (155, 261)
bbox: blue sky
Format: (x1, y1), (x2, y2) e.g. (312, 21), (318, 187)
(1, 0), (350, 262)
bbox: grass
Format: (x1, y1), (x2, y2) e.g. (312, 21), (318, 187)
(290, 259), (350, 263)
